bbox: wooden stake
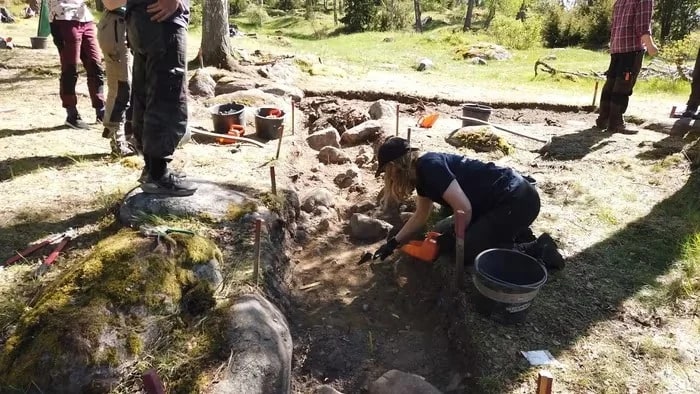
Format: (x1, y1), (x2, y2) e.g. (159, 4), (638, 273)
(407, 127), (412, 145)
(270, 165), (277, 196)
(453, 210), (467, 291)
(670, 105), (677, 118)
(395, 103), (399, 136)
(291, 99), (295, 135)
(536, 370), (553, 394)
(275, 126), (283, 160)
(592, 80), (600, 107)
(253, 218), (263, 287)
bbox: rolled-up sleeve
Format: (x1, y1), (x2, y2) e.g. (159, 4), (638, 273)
(637, 0), (653, 37)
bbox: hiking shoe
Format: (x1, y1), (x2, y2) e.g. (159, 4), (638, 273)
(65, 114), (90, 130)
(609, 123), (638, 134)
(535, 233), (565, 270)
(110, 140), (135, 157)
(141, 170), (197, 196)
(681, 107), (698, 118)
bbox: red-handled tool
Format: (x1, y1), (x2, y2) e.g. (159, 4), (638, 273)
(2, 231), (73, 267)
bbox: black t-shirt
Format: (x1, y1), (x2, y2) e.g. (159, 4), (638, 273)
(127, 0), (190, 27)
(415, 152), (523, 220)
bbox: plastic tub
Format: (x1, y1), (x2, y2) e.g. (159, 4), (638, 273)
(460, 103), (493, 127)
(210, 103), (245, 134)
(255, 107), (285, 140)
(472, 248), (547, 324)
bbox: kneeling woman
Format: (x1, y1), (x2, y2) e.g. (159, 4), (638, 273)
(373, 137), (564, 269)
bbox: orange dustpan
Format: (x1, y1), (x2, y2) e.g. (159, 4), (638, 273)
(400, 232), (441, 263)
(417, 113), (439, 128)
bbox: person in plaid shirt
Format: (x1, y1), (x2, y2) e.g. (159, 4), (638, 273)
(595, 0), (658, 134)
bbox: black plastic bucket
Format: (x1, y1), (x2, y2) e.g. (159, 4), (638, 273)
(255, 107), (285, 140)
(461, 103), (493, 127)
(472, 248), (547, 324)
(210, 103), (245, 134)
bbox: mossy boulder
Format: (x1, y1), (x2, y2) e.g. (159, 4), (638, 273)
(446, 127), (514, 156)
(0, 230), (223, 392)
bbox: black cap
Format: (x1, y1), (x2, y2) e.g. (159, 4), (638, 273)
(375, 137), (418, 177)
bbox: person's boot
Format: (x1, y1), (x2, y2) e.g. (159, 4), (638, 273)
(607, 103), (637, 134)
(594, 98), (610, 130)
(681, 104), (698, 118)
(65, 107), (89, 130)
(516, 233), (565, 270)
(109, 127), (135, 157)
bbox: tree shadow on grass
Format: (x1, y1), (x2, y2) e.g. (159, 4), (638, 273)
(541, 127), (612, 161)
(0, 125), (66, 138)
(456, 169), (700, 392)
(0, 153), (110, 181)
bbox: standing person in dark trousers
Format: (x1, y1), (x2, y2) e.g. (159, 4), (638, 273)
(595, 0), (658, 134)
(97, 0), (135, 156)
(372, 137), (565, 270)
(126, 0), (197, 196)
(49, 0), (105, 129)
(681, 47), (700, 119)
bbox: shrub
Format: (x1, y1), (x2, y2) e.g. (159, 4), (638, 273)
(276, 0), (296, 10)
(371, 0), (412, 31)
(229, 0), (248, 16)
(340, 0), (376, 32)
(660, 34), (699, 66)
(542, 7), (562, 47)
(245, 4), (269, 27)
(489, 14), (542, 50)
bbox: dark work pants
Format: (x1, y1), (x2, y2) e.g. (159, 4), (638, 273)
(126, 6), (187, 166)
(463, 180), (541, 265)
(686, 47), (700, 111)
(50, 20), (105, 110)
(597, 50), (644, 129)
(435, 179), (541, 265)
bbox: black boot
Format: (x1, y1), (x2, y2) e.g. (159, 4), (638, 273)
(516, 233), (565, 270)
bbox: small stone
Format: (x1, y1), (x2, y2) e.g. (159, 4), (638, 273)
(362, 304), (369, 312)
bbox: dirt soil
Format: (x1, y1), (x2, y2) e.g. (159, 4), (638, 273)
(2, 25), (699, 394)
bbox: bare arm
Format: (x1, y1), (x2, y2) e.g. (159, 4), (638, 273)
(102, 0), (126, 11)
(394, 196), (434, 244)
(440, 180), (473, 236)
(642, 34), (658, 56)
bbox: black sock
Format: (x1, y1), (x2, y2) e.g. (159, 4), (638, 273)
(66, 107), (78, 118)
(149, 158), (167, 180)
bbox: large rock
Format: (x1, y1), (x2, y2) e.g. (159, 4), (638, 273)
(314, 385), (343, 394)
(349, 213), (391, 241)
(458, 42), (512, 61)
(368, 370), (441, 394)
(318, 146), (351, 164)
(188, 69), (216, 98)
(368, 99), (397, 120)
(258, 83), (304, 101)
(340, 120), (383, 147)
(301, 187), (336, 213)
(214, 75), (257, 96)
(306, 127), (340, 151)
(119, 181), (250, 225)
(210, 294), (292, 394)
(258, 61), (299, 84)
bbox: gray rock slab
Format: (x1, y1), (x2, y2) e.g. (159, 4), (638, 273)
(119, 181), (250, 226)
(349, 213), (391, 241)
(210, 293), (292, 394)
(368, 370), (442, 394)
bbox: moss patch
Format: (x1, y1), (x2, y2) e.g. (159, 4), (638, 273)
(447, 128), (514, 156)
(0, 229), (224, 389)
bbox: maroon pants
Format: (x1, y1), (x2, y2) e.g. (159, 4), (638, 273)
(50, 20), (105, 109)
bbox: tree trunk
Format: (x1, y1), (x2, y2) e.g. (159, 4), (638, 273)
(305, 0), (313, 19)
(463, 0), (475, 31)
(413, 0), (422, 32)
(333, 0), (338, 24)
(200, 0), (237, 70)
(484, 3), (496, 29)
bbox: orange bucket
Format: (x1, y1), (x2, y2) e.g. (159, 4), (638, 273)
(400, 232), (441, 263)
